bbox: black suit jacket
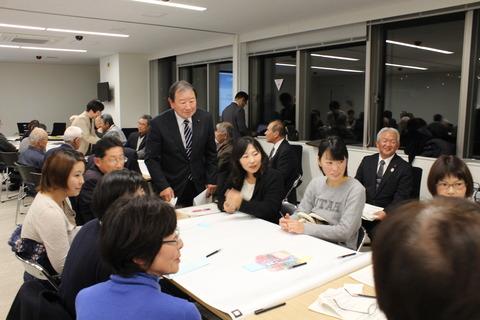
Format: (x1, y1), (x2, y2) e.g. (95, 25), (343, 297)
(269, 139), (300, 198)
(355, 153), (413, 212)
(217, 168), (284, 224)
(221, 102), (248, 139)
(126, 132), (147, 156)
(76, 166), (103, 225)
(145, 109), (217, 198)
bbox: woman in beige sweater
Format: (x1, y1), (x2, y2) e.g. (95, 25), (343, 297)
(20, 148), (85, 275)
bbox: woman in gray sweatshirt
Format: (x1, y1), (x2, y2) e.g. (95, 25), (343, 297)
(280, 136), (365, 249)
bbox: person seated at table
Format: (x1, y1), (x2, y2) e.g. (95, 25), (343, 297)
(372, 197), (480, 320)
(11, 149), (85, 276)
(59, 169), (148, 317)
(427, 155), (474, 199)
(75, 195), (201, 320)
(280, 136), (365, 249)
(217, 136), (284, 224)
(18, 127), (48, 171)
(98, 113), (127, 144)
(45, 125), (83, 159)
(76, 136), (125, 225)
(125, 114), (152, 160)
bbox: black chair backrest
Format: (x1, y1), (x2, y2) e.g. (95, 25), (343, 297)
(0, 152), (19, 167)
(411, 166), (423, 199)
(290, 144), (303, 175)
(121, 128), (137, 139)
(51, 122), (66, 136)
(15, 163), (41, 186)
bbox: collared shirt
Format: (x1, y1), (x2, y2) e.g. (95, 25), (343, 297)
(377, 154), (394, 176)
(174, 112), (193, 148)
(270, 138), (285, 159)
(136, 135), (145, 151)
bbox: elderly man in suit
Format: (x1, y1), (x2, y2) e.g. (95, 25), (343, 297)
(355, 127), (413, 239)
(44, 125), (83, 159)
(125, 115), (152, 160)
(221, 91), (249, 140)
(18, 127), (48, 171)
(145, 80), (217, 207)
(265, 120), (300, 203)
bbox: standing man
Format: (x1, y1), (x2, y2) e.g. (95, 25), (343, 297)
(70, 100), (104, 155)
(265, 120), (300, 202)
(125, 115), (152, 160)
(221, 91), (249, 140)
(355, 127), (413, 239)
(145, 80), (217, 207)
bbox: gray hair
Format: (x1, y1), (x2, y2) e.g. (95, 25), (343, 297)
(29, 127), (48, 145)
(216, 122), (233, 139)
(168, 80), (196, 101)
(63, 126), (82, 142)
(377, 127), (400, 143)
(100, 114), (114, 126)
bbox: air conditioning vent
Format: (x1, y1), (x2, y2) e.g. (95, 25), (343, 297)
(11, 37), (49, 44)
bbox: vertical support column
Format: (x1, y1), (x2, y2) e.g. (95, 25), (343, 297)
(233, 35), (249, 124)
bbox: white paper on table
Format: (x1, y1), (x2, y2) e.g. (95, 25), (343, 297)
(350, 265), (375, 287)
(309, 284), (386, 320)
(169, 197), (177, 207)
(176, 203), (221, 217)
(193, 189), (212, 206)
(362, 204), (384, 221)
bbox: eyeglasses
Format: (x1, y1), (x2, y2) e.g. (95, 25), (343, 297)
(104, 156), (127, 165)
(163, 229), (182, 247)
(436, 181), (465, 190)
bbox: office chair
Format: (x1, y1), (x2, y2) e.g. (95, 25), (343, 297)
(356, 226), (367, 251)
(0, 151), (19, 203)
(15, 163), (41, 225)
(14, 253), (59, 291)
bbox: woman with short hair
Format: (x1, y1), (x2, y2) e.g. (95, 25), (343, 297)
(427, 155), (474, 198)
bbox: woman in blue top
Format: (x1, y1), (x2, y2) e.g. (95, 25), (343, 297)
(75, 195), (201, 320)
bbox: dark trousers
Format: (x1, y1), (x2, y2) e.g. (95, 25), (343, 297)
(177, 180), (197, 208)
(362, 219), (380, 242)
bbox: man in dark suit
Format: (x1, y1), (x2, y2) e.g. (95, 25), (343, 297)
(355, 127), (413, 239)
(145, 80), (217, 207)
(76, 137), (125, 225)
(215, 122), (234, 189)
(265, 120), (300, 203)
(125, 114), (152, 160)
(221, 91), (249, 140)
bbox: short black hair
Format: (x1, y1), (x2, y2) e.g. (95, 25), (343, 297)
(235, 91), (249, 101)
(101, 195), (177, 277)
(373, 197), (480, 320)
(140, 114), (152, 126)
(100, 114), (114, 126)
(86, 100), (105, 112)
(91, 169), (149, 220)
(93, 136), (123, 159)
(317, 136), (348, 176)
(168, 80), (196, 101)
(427, 155), (474, 198)
(269, 120), (286, 137)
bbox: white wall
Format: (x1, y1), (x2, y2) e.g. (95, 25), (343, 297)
(0, 62), (99, 136)
(100, 54), (120, 124)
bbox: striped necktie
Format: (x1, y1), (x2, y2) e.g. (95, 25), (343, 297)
(183, 119), (192, 159)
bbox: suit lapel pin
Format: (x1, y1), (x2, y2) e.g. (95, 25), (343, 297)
(390, 167), (395, 172)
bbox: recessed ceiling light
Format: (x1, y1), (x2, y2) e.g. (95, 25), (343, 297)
(311, 66), (364, 73)
(0, 23), (45, 31)
(310, 53), (359, 61)
(275, 63), (296, 67)
(386, 40), (453, 54)
(385, 63), (428, 71)
(46, 28), (129, 38)
(132, 0), (207, 11)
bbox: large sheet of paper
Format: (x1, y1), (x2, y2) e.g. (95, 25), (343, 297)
(170, 213), (372, 319)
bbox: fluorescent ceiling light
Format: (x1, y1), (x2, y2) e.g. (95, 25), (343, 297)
(385, 63), (427, 71)
(311, 66), (364, 73)
(386, 40), (453, 55)
(0, 23), (45, 31)
(20, 46), (87, 53)
(275, 63), (296, 67)
(0, 44), (85, 52)
(46, 28), (129, 38)
(0, 44), (20, 49)
(132, 0), (207, 11)
(311, 53), (359, 61)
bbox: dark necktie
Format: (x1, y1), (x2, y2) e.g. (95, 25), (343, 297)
(183, 119), (192, 159)
(376, 160), (385, 189)
(269, 147), (275, 160)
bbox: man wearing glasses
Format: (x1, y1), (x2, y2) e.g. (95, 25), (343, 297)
(76, 137), (125, 225)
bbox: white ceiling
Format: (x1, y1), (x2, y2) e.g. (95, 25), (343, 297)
(0, 0), (477, 64)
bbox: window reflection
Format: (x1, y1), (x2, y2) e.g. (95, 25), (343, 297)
(308, 44), (366, 144)
(384, 15), (464, 160)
